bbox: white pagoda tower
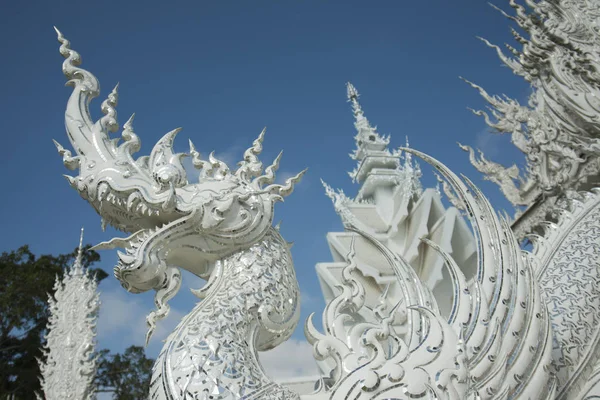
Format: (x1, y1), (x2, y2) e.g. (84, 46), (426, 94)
(318, 83), (477, 321)
(38, 229), (100, 400)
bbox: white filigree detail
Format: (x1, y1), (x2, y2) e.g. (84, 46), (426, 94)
(51, 5), (600, 398)
(461, 0), (600, 231)
(305, 147), (557, 400)
(54, 29), (305, 399)
(526, 188), (600, 398)
(38, 228), (100, 400)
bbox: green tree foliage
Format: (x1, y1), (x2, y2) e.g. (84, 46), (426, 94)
(96, 346), (154, 400)
(0, 244), (106, 398)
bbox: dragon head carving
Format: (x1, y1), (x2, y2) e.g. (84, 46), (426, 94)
(53, 28), (305, 341)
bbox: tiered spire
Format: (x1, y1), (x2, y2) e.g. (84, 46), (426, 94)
(344, 82), (421, 197)
(38, 228), (100, 400)
(346, 82), (390, 162)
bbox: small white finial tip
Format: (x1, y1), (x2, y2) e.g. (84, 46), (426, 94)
(79, 227), (85, 250)
(346, 82), (359, 100)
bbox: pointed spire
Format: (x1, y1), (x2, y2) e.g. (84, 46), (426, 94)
(38, 228), (100, 400)
(346, 82), (389, 162)
(403, 135), (412, 166)
(344, 84), (422, 195)
(73, 227), (85, 274)
(346, 82), (366, 125)
(73, 226), (83, 269)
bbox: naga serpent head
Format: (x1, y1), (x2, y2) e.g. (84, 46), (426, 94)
(53, 28), (305, 341)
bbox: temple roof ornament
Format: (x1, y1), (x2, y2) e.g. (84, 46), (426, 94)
(37, 228), (99, 400)
(347, 82), (391, 164)
(318, 84), (476, 316)
(461, 0), (600, 238)
(341, 83), (422, 201)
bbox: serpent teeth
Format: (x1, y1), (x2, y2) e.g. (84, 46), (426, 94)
(97, 182), (110, 202)
(117, 251), (136, 264)
(127, 192), (141, 211)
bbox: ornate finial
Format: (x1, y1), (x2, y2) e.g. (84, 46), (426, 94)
(100, 83), (119, 133)
(346, 82), (359, 100)
(78, 227), (84, 252)
(345, 83), (390, 162)
(346, 82), (366, 123)
(404, 135), (412, 164)
(72, 227), (85, 274)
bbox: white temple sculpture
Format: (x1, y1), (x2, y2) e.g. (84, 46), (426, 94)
(37, 228), (100, 400)
(319, 83), (477, 316)
(458, 0), (600, 240)
(312, 83), (478, 388)
(50, 0), (600, 398)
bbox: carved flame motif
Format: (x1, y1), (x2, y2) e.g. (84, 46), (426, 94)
(54, 28), (305, 399)
(462, 0), (600, 211)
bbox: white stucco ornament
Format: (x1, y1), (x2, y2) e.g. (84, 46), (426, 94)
(53, 27), (305, 399)
(460, 0), (600, 237)
(38, 228), (99, 400)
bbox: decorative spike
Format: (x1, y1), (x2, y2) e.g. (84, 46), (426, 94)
(53, 139), (64, 152)
(53, 139), (80, 170)
(253, 151), (283, 189)
(123, 113), (135, 130)
(100, 83), (119, 133)
(63, 174), (77, 188)
(509, 27), (528, 45)
(266, 168), (308, 199)
(117, 113), (142, 157)
(188, 139), (210, 173)
(477, 36), (525, 77)
(236, 128), (266, 180)
(488, 2), (518, 23)
(78, 227), (85, 253)
(207, 151), (229, 179)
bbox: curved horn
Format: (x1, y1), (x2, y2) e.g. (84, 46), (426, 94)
(55, 27), (117, 165)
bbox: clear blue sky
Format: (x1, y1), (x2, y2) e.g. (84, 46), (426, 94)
(0, 0), (529, 368)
